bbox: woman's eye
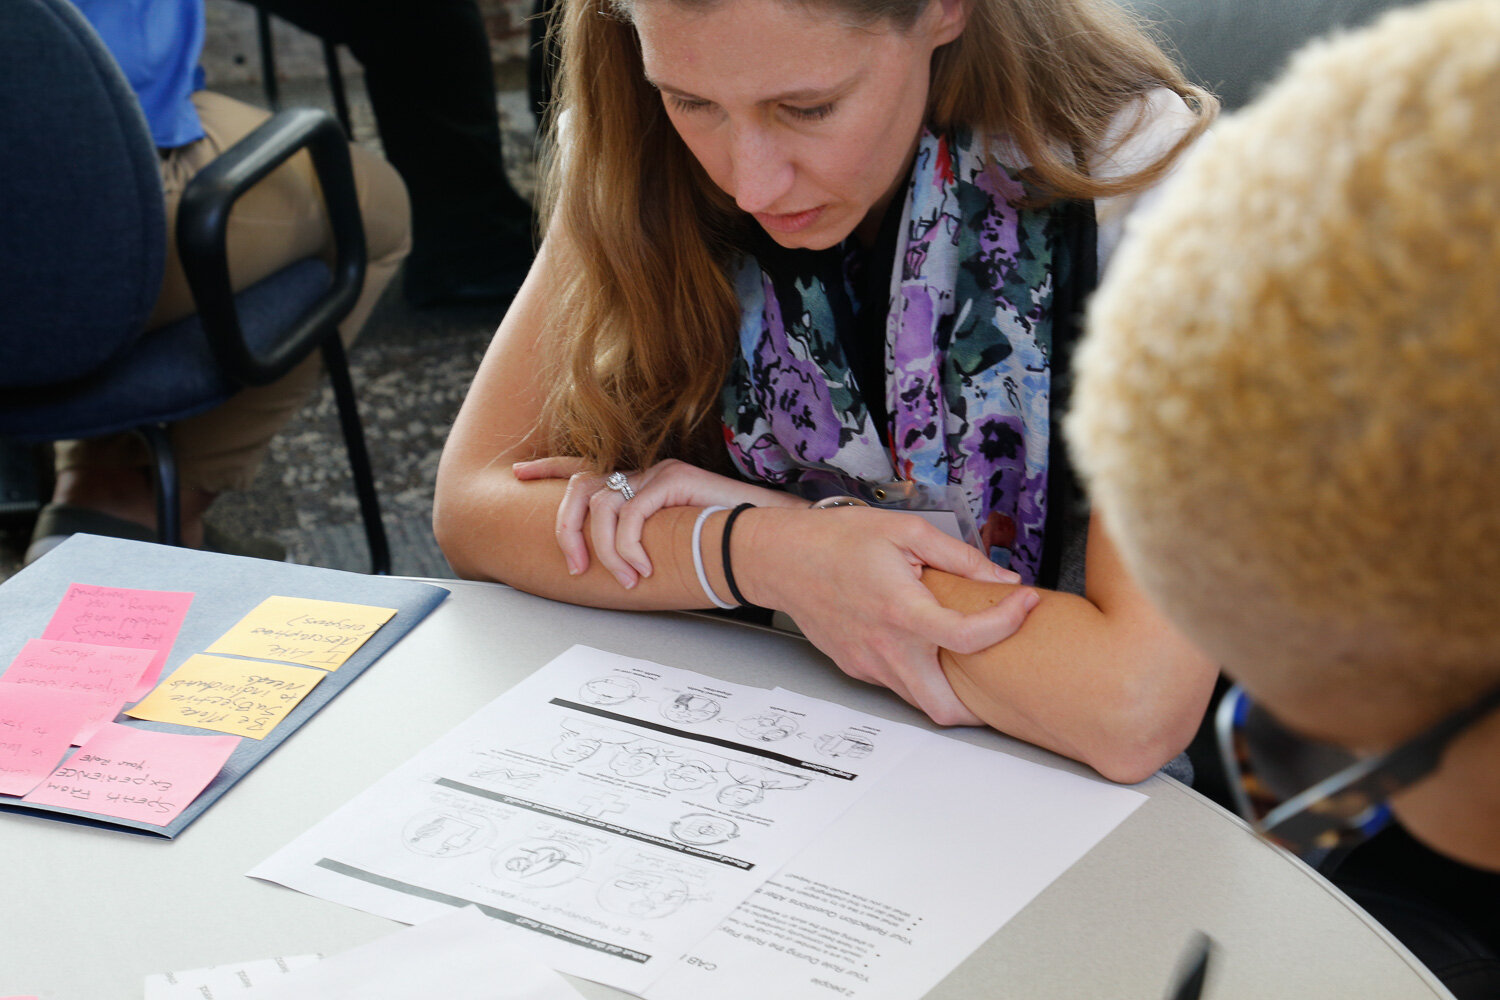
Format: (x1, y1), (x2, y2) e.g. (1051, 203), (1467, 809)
(668, 95), (713, 114)
(785, 103), (834, 122)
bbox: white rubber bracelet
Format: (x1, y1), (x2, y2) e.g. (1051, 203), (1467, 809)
(691, 505), (737, 609)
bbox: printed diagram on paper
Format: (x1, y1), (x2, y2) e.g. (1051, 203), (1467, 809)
(253, 645), (927, 992)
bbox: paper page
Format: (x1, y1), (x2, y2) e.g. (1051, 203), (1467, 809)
(232, 907), (586, 999)
(125, 654), (325, 739)
(143, 956), (322, 999)
(1, 639), (155, 744)
(647, 734), (1147, 1000)
(41, 584), (193, 698)
(252, 646), (928, 994)
(22, 722), (239, 826)
(0, 683), (96, 795)
(206, 596), (398, 670)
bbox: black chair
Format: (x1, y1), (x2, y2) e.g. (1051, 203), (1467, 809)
(248, 1), (355, 138)
(0, 0), (390, 574)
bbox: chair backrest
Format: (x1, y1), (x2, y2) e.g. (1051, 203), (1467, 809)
(1121, 0), (1426, 109)
(0, 0), (166, 389)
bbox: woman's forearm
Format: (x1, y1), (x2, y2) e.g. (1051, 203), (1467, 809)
(921, 521), (1217, 783)
(434, 466), (724, 610)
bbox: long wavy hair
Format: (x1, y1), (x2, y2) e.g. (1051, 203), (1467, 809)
(535, 0), (1216, 473)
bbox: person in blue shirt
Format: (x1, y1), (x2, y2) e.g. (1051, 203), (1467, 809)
(27, 0), (410, 562)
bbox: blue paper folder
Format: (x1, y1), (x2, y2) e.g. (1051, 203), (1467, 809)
(0, 534), (449, 837)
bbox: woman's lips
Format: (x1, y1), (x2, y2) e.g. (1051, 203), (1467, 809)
(754, 206), (825, 234)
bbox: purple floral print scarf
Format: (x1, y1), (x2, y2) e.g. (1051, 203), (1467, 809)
(721, 127), (1076, 582)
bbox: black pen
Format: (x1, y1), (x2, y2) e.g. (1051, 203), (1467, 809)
(1166, 932), (1213, 1000)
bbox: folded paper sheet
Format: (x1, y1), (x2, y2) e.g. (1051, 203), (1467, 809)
(143, 956), (322, 999)
(236, 907), (588, 1000)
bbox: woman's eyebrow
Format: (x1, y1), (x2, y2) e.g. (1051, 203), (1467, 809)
(646, 73), (858, 105)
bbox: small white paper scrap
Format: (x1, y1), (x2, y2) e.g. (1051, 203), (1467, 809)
(241, 906), (587, 1000)
(144, 955), (322, 999)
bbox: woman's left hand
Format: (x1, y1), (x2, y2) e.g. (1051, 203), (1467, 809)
(512, 457), (805, 588)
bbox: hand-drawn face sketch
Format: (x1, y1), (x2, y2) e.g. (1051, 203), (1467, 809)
(716, 761), (812, 807)
(716, 782), (764, 807)
(597, 870), (691, 919)
(610, 744), (669, 777)
(815, 731), (875, 758)
(579, 676), (640, 706)
(661, 693), (720, 724)
(552, 721), (636, 763)
(493, 837), (590, 887)
(670, 813), (741, 846)
(552, 734), (602, 763)
(735, 712), (798, 742)
(662, 759), (718, 790)
(402, 810), (493, 857)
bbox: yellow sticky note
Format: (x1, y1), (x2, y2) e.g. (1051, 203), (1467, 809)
(206, 596), (398, 670)
(125, 654), (324, 740)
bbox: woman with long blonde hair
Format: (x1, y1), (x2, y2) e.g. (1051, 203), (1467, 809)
(435, 0), (1218, 782)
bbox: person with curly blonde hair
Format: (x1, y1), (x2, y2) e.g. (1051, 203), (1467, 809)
(1070, 1), (1500, 988)
(436, 0), (1220, 781)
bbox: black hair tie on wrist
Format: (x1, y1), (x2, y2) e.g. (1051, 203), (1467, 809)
(721, 502), (757, 608)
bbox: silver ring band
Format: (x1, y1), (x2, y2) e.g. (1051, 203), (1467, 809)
(605, 471), (636, 501)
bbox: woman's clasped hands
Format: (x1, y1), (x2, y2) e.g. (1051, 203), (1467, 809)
(513, 457), (1040, 726)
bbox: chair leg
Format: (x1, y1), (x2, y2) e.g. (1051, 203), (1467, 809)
(321, 39), (353, 138)
(321, 335), (391, 575)
(255, 6), (281, 113)
(136, 423), (183, 547)
(0, 439), (48, 520)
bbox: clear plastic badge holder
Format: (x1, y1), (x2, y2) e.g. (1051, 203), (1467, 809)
(789, 473), (983, 549)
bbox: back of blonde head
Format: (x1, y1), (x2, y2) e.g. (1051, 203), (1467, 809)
(1069, 0), (1500, 704)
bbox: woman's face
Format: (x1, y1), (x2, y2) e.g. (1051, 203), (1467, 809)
(634, 0), (965, 250)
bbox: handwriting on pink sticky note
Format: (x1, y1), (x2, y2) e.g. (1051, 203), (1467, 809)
(2, 640), (155, 744)
(22, 722), (238, 826)
(0, 683), (98, 796)
(41, 584), (193, 699)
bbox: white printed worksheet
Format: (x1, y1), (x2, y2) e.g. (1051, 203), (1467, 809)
(645, 719), (1148, 1000)
(251, 645), (929, 993)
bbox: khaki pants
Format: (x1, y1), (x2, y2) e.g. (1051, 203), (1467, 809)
(54, 90), (411, 493)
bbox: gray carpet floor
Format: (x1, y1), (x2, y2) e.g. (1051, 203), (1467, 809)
(0, 61), (537, 584)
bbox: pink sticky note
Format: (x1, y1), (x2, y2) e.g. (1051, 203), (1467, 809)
(41, 584), (194, 699)
(22, 722), (239, 827)
(1, 639), (155, 744)
(0, 683), (98, 796)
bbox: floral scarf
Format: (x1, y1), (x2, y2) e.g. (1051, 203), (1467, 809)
(721, 127), (1079, 582)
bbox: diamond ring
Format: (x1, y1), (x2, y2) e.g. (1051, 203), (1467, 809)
(605, 471), (636, 501)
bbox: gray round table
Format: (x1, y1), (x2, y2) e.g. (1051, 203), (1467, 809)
(0, 579), (1453, 999)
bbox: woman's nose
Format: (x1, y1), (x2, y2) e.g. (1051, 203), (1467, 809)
(726, 124), (794, 213)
